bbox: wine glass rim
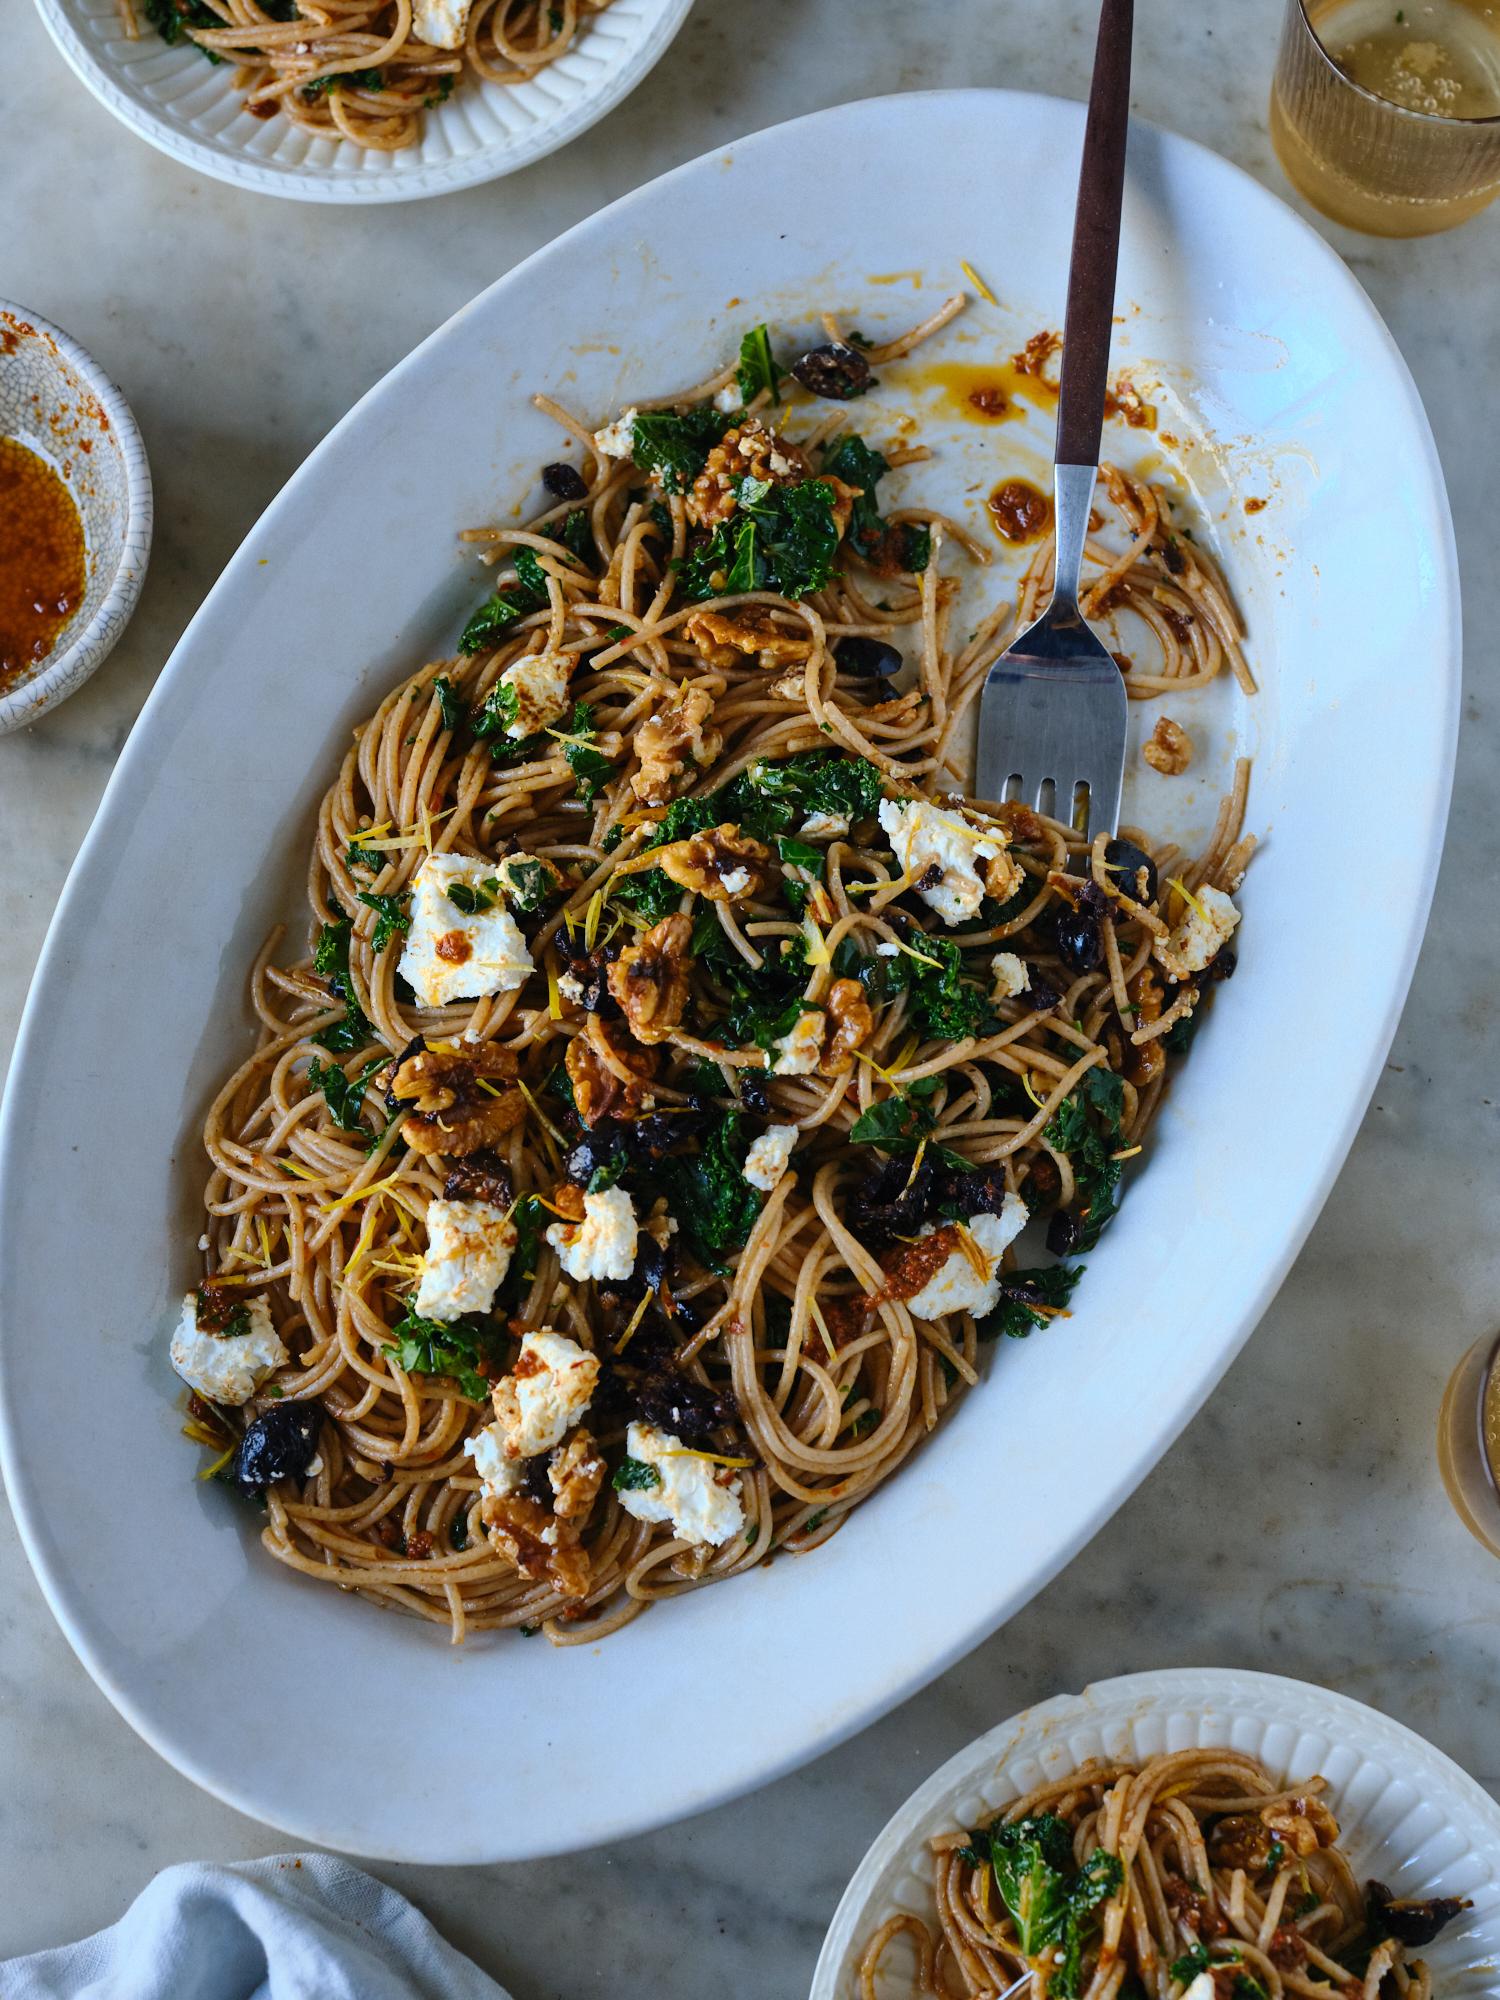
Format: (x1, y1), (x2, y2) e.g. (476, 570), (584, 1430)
(1478, 1326), (1500, 1508)
(1293, 0), (1500, 131)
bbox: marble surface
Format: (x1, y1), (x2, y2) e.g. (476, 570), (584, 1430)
(3, 0), (1499, 1992)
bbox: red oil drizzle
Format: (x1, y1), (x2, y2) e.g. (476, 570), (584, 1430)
(0, 437), (87, 692)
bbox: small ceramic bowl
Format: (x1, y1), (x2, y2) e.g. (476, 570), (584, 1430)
(0, 303), (152, 736)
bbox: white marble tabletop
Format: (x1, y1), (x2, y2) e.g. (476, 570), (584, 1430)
(3, 0), (1499, 1991)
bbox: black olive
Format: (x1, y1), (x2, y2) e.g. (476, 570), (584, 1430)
(1026, 970), (1064, 1014)
(1076, 879), (1110, 918)
(542, 461), (589, 501)
(790, 342), (873, 401)
(564, 945), (620, 1016)
(1102, 837), (1158, 905)
(443, 1149), (513, 1208)
(231, 1402), (324, 1495)
(1046, 1209), (1081, 1257)
(833, 636), (903, 680)
(739, 1072), (770, 1116)
(1204, 946), (1237, 984)
(936, 1160), (1012, 1221)
(522, 1453), (553, 1506)
(382, 1034), (427, 1113)
(1367, 1882), (1472, 1949)
(632, 1365), (738, 1447)
(632, 1235), (668, 1295)
(848, 1156), (934, 1247)
(1024, 1153), (1062, 1206)
(563, 1124), (625, 1184)
(626, 1108), (704, 1162)
(1054, 906), (1103, 975)
(1160, 536), (1186, 576)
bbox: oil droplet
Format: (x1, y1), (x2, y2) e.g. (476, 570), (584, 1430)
(0, 438), (87, 693)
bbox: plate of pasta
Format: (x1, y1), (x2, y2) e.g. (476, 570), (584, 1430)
(0, 92), (1458, 1859)
(812, 1668), (1500, 2000)
(33, 0), (692, 201)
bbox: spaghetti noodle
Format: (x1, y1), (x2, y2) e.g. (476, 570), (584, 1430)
(180, 309), (1255, 1645)
(856, 1748), (1468, 1999)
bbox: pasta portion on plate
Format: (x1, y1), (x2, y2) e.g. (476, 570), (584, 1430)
(856, 1749), (1470, 2000)
(124, 0), (612, 150)
(177, 309), (1254, 1644)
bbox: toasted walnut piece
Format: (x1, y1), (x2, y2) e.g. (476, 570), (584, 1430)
(688, 418), (809, 528)
(1143, 714), (1193, 775)
(684, 605), (813, 671)
(549, 1427), (606, 1519)
(632, 686), (722, 805)
(1261, 1796), (1340, 1855)
(1013, 329), (1063, 380)
(1207, 1814), (1281, 1874)
(993, 800), (1046, 844)
(983, 845), (1024, 902)
(481, 1491), (591, 1600)
(1267, 1927), (1309, 1973)
(817, 475), (861, 543)
(821, 978), (874, 1076)
(551, 1182), (586, 1222)
(655, 823), (772, 903)
(607, 913), (693, 1043)
(386, 1043), (527, 1159)
(1124, 964), (1166, 1088)
(565, 1014), (658, 1126)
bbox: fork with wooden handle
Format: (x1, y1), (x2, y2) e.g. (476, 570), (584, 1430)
(975, 0), (1134, 837)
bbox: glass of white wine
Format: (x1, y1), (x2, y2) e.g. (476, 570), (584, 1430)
(1438, 1329), (1500, 1558)
(1271, 0), (1500, 234)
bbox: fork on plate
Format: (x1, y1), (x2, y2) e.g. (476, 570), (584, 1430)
(975, 0), (1134, 839)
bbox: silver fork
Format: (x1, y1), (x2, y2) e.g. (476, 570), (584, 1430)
(975, 0), (1134, 838)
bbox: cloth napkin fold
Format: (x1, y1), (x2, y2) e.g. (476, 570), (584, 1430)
(3, 1853), (512, 2000)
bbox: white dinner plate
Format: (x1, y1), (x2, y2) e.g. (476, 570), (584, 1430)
(0, 92), (1459, 1862)
(812, 1668), (1500, 1999)
(33, 0), (693, 203)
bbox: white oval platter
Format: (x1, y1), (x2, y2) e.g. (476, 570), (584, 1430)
(0, 92), (1459, 1861)
(813, 1668), (1500, 1999)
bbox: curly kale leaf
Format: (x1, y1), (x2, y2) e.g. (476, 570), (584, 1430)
(306, 1055), (383, 1134)
(657, 1109), (763, 1265)
(679, 476), (839, 603)
(383, 1308), (507, 1403)
(735, 323), (783, 407)
(458, 548), (552, 654)
(1045, 1067), (1127, 1251)
(821, 432), (932, 574)
(976, 1263), (1084, 1341)
(356, 890), (411, 955)
(630, 407), (733, 494)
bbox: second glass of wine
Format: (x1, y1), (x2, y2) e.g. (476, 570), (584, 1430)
(1271, 0), (1500, 234)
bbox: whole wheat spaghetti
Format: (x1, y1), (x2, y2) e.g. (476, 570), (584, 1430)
(121, 0), (612, 150)
(177, 310), (1255, 1646)
(856, 1748), (1468, 2000)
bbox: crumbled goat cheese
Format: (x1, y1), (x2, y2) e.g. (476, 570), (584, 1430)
(904, 1197), (1030, 1322)
(497, 650), (571, 739)
(991, 951), (1030, 999)
(878, 796), (1019, 927)
(415, 1198), (517, 1319)
(875, 940), (901, 957)
(713, 383), (743, 413)
(593, 408), (638, 459)
(718, 867), (752, 896)
(616, 1422), (746, 1547)
(170, 1292), (287, 1406)
(547, 1185), (639, 1282)
(493, 1329), (598, 1460)
(1153, 884), (1240, 981)
(464, 1421), (522, 1500)
(557, 972), (585, 1005)
(399, 853), (534, 1008)
(772, 1008), (825, 1075)
(799, 811), (849, 839)
(411, 0), (473, 48)
(744, 1123), (798, 1191)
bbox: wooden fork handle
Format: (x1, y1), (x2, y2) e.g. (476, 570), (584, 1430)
(1054, 0), (1135, 471)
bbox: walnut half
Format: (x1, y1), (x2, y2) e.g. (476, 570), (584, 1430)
(385, 1042), (526, 1158)
(607, 913), (693, 1043)
(632, 685), (722, 806)
(565, 1013), (658, 1126)
(1143, 714), (1193, 775)
(654, 823), (772, 903)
